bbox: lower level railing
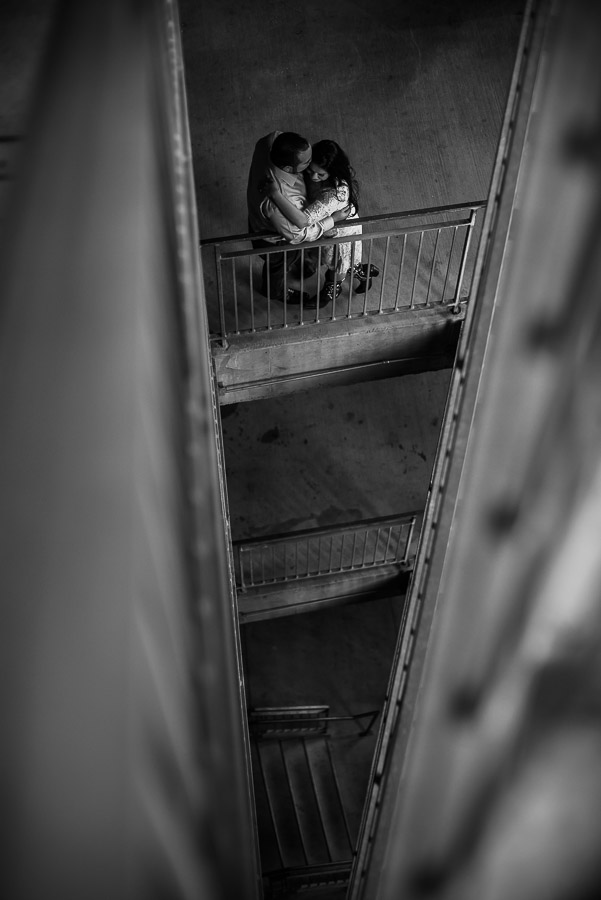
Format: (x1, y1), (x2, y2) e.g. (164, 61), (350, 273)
(201, 202), (485, 345)
(249, 706), (381, 738)
(233, 512), (419, 592)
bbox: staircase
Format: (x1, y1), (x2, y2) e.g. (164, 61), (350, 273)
(250, 706), (373, 898)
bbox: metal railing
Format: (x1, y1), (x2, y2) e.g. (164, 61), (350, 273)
(201, 203), (485, 345)
(249, 707), (381, 738)
(233, 512), (419, 592)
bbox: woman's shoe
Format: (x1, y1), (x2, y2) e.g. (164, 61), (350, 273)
(321, 280), (343, 303)
(352, 262), (380, 294)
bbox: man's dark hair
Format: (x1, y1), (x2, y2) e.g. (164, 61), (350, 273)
(270, 132), (310, 169)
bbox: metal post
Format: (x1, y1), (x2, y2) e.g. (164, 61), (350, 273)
(452, 207), (478, 313)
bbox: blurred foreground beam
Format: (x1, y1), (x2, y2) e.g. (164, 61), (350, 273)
(353, 1), (601, 898)
(0, 2), (259, 898)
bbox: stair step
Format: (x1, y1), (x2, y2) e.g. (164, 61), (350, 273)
(251, 741), (284, 872)
(280, 739), (333, 865)
(252, 731), (355, 878)
(304, 738), (353, 861)
(256, 740), (307, 868)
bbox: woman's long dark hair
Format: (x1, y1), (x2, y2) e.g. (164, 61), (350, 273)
(311, 140), (360, 213)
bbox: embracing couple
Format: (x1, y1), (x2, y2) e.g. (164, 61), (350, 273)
(246, 131), (379, 308)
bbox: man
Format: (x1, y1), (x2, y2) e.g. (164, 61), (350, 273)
(247, 131), (336, 304)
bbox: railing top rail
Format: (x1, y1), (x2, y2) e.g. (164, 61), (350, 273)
(216, 215), (478, 261)
(199, 200), (486, 248)
(249, 711), (380, 726)
(233, 511), (421, 550)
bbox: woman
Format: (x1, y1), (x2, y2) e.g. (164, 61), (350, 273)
(263, 140), (379, 303)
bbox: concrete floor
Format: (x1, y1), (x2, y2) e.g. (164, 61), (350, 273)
(181, 0), (524, 239)
(221, 372), (450, 542)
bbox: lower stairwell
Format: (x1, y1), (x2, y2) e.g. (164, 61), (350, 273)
(249, 706), (379, 898)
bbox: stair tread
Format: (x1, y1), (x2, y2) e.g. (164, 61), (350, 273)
(255, 740), (307, 868)
(252, 732), (357, 877)
(304, 738), (353, 861)
(251, 742), (283, 873)
(280, 740), (333, 865)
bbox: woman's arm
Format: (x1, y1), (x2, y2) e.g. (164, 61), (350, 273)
(304, 184), (351, 224)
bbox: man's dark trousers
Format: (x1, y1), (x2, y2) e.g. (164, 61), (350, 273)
(250, 235), (302, 300)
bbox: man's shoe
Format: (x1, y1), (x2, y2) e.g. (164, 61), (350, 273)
(273, 288), (310, 304)
(353, 262), (380, 294)
(353, 263), (380, 280)
(305, 280), (342, 308)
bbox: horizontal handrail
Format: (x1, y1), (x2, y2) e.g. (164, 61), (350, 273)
(237, 511), (421, 549)
(199, 201), (486, 247)
(216, 216), (476, 260)
(251, 709), (380, 737)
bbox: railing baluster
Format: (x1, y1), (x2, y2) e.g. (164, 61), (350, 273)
(441, 225), (458, 303)
(349, 239), (357, 313)
(360, 529), (369, 569)
(215, 244), (228, 344)
(350, 530), (358, 568)
(410, 231), (424, 309)
(425, 228), (441, 307)
(249, 549), (256, 589)
(378, 236), (391, 313)
(373, 528), (382, 565)
(393, 525), (403, 562)
(315, 244), (323, 322)
(266, 254), (272, 328)
(404, 515), (417, 564)
(231, 259), (240, 334)
(248, 254), (257, 332)
(395, 233), (407, 310)
(239, 547), (247, 591)
(299, 246), (305, 323)
(283, 248), (289, 328)
(451, 207), (478, 313)
(330, 244), (339, 320)
(383, 526), (393, 563)
(363, 239), (374, 316)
